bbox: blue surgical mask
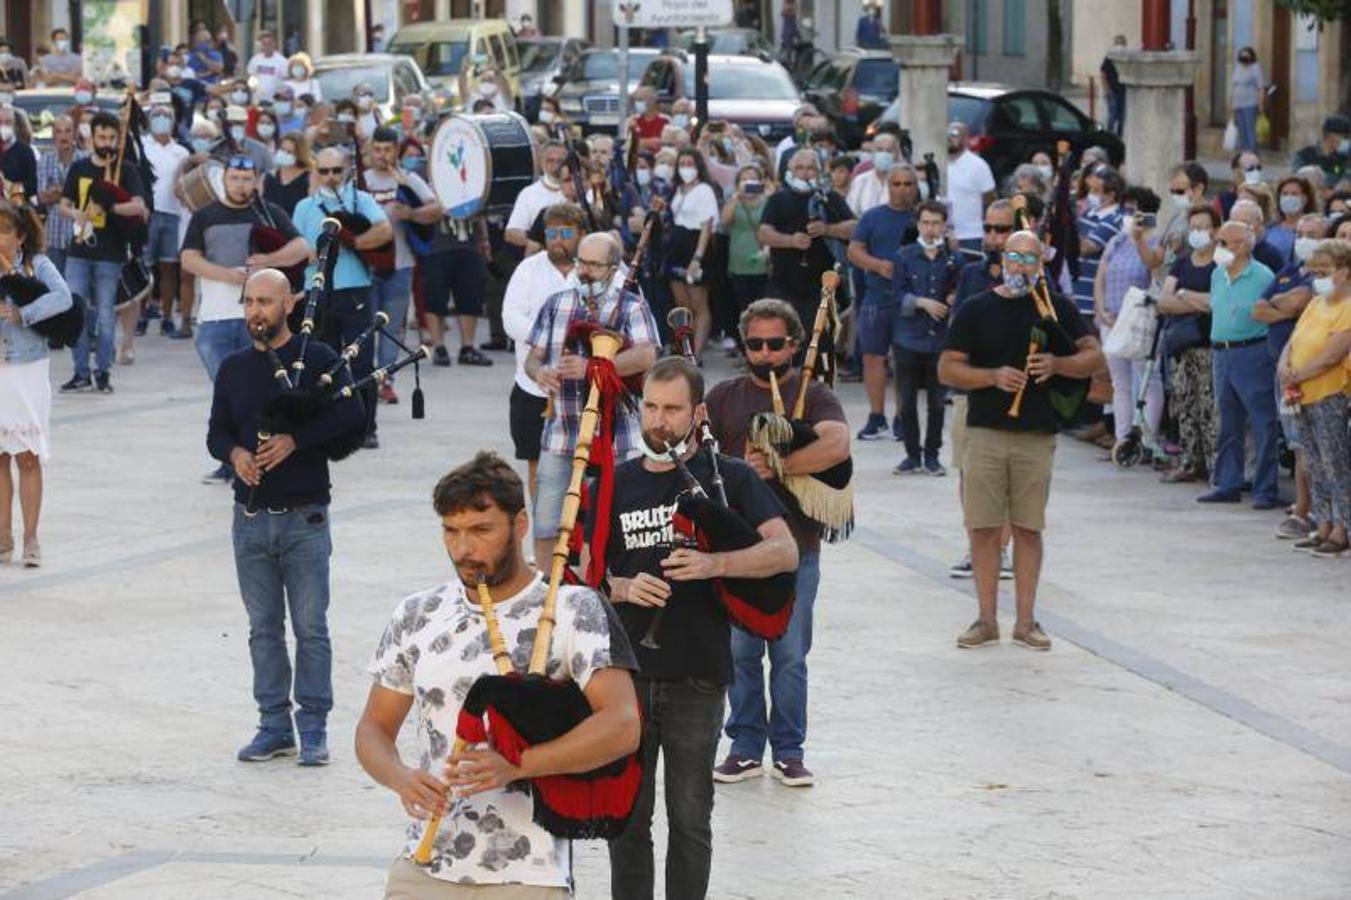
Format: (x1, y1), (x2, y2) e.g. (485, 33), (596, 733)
(786, 175), (813, 193)
(1279, 195), (1305, 216)
(229, 125), (246, 142)
(274, 101), (292, 117)
(872, 150), (893, 172)
(1187, 229), (1211, 250)
(273, 149), (296, 167)
(1003, 272), (1031, 296)
(672, 114), (690, 129)
(636, 168), (651, 186)
(401, 156), (422, 172)
(1036, 164), (1054, 179)
(150, 116), (172, 136)
(191, 137), (212, 152)
(74, 90), (93, 105)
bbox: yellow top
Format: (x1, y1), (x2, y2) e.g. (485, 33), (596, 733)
(1289, 294), (1351, 405)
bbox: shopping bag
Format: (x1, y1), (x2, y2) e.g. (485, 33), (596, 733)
(1102, 287), (1158, 360)
(1222, 119), (1239, 151)
(1256, 113), (1271, 146)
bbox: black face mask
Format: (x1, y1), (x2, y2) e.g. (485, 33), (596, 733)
(749, 360), (793, 382)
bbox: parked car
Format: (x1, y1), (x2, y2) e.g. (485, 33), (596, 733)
(865, 83), (1126, 180)
(554, 47), (661, 133)
(13, 88), (122, 152)
(671, 27), (775, 58)
(387, 19), (521, 113)
(637, 52), (802, 145)
(516, 35), (590, 122)
(802, 48), (898, 149)
(312, 53), (433, 123)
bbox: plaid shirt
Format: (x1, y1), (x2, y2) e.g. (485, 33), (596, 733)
(37, 147), (85, 252)
(527, 278), (660, 457)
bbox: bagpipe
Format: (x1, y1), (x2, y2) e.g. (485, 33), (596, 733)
(80, 90), (153, 313)
(414, 330), (642, 861)
(0, 252), (84, 348)
(248, 193), (306, 292)
(330, 142), (396, 276)
(387, 165), (437, 258)
(745, 271), (855, 543)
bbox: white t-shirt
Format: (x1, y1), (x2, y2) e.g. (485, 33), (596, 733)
(503, 251), (574, 396)
(246, 51), (289, 99)
(142, 137), (190, 216)
(845, 168), (888, 217)
(361, 168), (435, 270)
(284, 77), (322, 101)
(946, 151), (996, 240)
(367, 575), (636, 887)
(506, 178), (564, 235)
(670, 182), (718, 231)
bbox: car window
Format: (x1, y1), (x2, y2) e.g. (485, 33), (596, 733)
(827, 62), (851, 91)
(804, 60), (832, 90)
(519, 41), (557, 73)
(503, 33), (519, 69)
(853, 59), (898, 98)
(683, 63), (800, 101)
(1039, 95), (1086, 132)
(584, 52), (622, 81)
(488, 34), (508, 71)
(991, 94), (1042, 130)
(391, 41), (468, 77)
(395, 64), (420, 99)
(947, 94), (988, 131)
(315, 65), (392, 102)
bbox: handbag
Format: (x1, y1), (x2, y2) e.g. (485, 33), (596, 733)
(1161, 313), (1210, 358)
(1102, 286), (1158, 360)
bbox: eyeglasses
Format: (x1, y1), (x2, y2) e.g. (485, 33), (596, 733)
(983, 224), (1014, 234)
(316, 166), (344, 175)
(545, 227), (577, 241)
(744, 337), (788, 352)
(1002, 251), (1041, 266)
(226, 156), (256, 170)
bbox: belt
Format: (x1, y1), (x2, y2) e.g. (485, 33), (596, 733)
(1213, 337), (1264, 350)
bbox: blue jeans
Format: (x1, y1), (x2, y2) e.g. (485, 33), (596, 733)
(609, 677), (725, 900)
(195, 318), (252, 382)
(370, 267), (413, 378)
(1235, 105), (1259, 151)
(231, 502), (334, 735)
(65, 257), (121, 378)
(1213, 343), (1280, 502)
(726, 550), (819, 762)
(144, 210), (181, 264)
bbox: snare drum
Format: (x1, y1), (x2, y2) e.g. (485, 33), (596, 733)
(178, 159), (225, 212)
(429, 112), (537, 219)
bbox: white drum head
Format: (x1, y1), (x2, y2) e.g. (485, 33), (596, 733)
(430, 116), (490, 219)
(206, 160), (225, 200)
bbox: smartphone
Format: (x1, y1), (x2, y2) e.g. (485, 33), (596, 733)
(743, 181), (764, 196)
(1139, 213), (1158, 230)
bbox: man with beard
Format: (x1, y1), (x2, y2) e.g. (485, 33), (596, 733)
(524, 233), (659, 566)
(506, 140), (569, 249)
(944, 121), (996, 251)
(502, 202), (586, 502)
(702, 299), (849, 788)
(206, 269), (366, 766)
(356, 451), (640, 897)
(603, 356), (797, 900)
(938, 231), (1102, 650)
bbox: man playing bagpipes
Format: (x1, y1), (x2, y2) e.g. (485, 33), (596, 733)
(356, 451), (641, 897)
(702, 298), (851, 789)
(601, 356), (798, 900)
(205, 269), (366, 766)
(523, 232), (659, 568)
(938, 231), (1103, 651)
(292, 146), (393, 449)
(56, 110), (147, 395)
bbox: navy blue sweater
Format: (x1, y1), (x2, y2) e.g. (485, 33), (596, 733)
(206, 335), (365, 508)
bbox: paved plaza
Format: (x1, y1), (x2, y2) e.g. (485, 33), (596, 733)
(1, 337), (1348, 899)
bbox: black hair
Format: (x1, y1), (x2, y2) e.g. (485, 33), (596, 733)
(1014, 192), (1046, 222)
(432, 451), (526, 518)
(1122, 185), (1161, 214)
(1090, 165), (1124, 200)
(808, 127), (837, 146)
(674, 146), (711, 187)
(645, 355), (705, 406)
(1179, 161), (1209, 191)
(1187, 205), (1220, 230)
(370, 126), (400, 145)
(89, 111), (120, 134)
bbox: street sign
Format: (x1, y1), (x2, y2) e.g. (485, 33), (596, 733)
(612, 0), (734, 29)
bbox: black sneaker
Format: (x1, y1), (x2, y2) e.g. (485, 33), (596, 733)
(458, 346), (494, 366)
(479, 337), (511, 352)
(891, 416), (904, 441)
(893, 456), (922, 475)
(60, 375), (93, 393)
(363, 433), (380, 449)
(160, 319), (177, 337)
(134, 318), (149, 336)
(94, 372), (113, 393)
(432, 345), (452, 367)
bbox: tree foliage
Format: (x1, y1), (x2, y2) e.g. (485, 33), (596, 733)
(1273, 0), (1350, 25)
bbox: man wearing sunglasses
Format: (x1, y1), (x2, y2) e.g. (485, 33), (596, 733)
(705, 298), (850, 789)
(939, 231), (1101, 651)
(503, 203), (587, 504)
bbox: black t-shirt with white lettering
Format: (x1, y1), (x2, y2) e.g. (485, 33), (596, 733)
(63, 156), (146, 263)
(605, 451), (786, 684)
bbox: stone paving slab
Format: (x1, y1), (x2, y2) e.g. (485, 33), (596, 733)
(1, 336), (1348, 898)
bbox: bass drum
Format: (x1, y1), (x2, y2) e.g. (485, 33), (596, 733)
(429, 112), (537, 219)
(178, 159), (225, 213)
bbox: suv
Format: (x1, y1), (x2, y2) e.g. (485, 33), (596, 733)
(387, 19), (521, 112)
(311, 53), (433, 124)
(516, 36), (590, 122)
(671, 28), (775, 57)
(638, 53), (801, 144)
(802, 49), (899, 148)
(554, 47), (661, 133)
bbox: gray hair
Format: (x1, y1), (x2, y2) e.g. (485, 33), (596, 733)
(887, 161), (918, 179)
(1011, 163), (1049, 195)
(580, 231), (621, 265)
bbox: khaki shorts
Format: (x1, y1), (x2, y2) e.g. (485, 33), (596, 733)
(950, 395), (969, 471)
(961, 426), (1056, 531)
(385, 857), (571, 899)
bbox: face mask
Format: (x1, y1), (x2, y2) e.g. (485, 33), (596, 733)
(677, 165), (697, 184)
(918, 235), (943, 250)
(150, 116), (172, 136)
(1293, 237), (1318, 262)
(1085, 192), (1103, 210)
(230, 90), (249, 105)
(0, 93), (12, 107)
(356, 95), (374, 110)
(748, 360), (792, 382)
(653, 163), (674, 182)
(1187, 229), (1212, 250)
(1003, 271), (1031, 296)
(55, 39), (69, 52)
(78, 122), (91, 140)
(1036, 164), (1054, 179)
(872, 150), (893, 172)
(539, 109), (555, 124)
(192, 136), (212, 152)
(1313, 276), (1335, 295)
(1171, 191), (1192, 209)
(1279, 195), (1305, 216)
(1243, 168), (1262, 185)
(672, 114), (690, 128)
(401, 156), (422, 172)
(635, 168), (651, 186)
(786, 174), (813, 193)
(166, 66), (183, 80)
(291, 65), (306, 79)
(318, 185), (339, 200)
(635, 100), (648, 115)
(336, 113), (355, 124)
(1340, 139), (1350, 155)
(257, 123), (276, 139)
(0, 125), (13, 143)
(1212, 245), (1236, 267)
(271, 101), (291, 118)
(229, 125), (245, 142)
(637, 421), (696, 463)
(74, 90), (93, 105)
(274, 149), (296, 167)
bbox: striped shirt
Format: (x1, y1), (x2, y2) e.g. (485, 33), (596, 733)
(37, 147), (85, 252)
(1071, 205), (1123, 314)
(527, 277), (660, 457)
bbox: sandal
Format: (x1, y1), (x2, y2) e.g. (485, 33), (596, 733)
(21, 537), (39, 568)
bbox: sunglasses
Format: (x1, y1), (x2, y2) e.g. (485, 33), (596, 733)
(226, 155), (256, 170)
(744, 337), (788, 352)
(983, 224), (1014, 234)
(316, 166), (344, 175)
(1003, 251), (1041, 266)
(545, 227), (576, 241)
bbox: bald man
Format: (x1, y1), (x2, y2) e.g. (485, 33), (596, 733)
(206, 267), (366, 767)
(939, 230), (1101, 650)
(523, 232), (660, 564)
(292, 146), (392, 448)
(1229, 198), (1287, 274)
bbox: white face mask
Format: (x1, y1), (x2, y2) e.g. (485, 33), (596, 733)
(1212, 245), (1236, 268)
(1171, 191), (1192, 209)
(291, 65), (306, 79)
(539, 109), (555, 124)
(635, 168), (651, 186)
(672, 113), (690, 128)
(634, 100), (648, 115)
(1294, 237), (1320, 262)
(677, 165), (698, 184)
(871, 151), (893, 171)
(257, 123), (276, 138)
(636, 422), (695, 463)
(230, 90), (249, 105)
(274, 101), (292, 117)
(1187, 229), (1212, 250)
(1242, 168), (1263, 185)
(191, 136), (212, 152)
(918, 234), (943, 250)
(787, 174), (814, 193)
(1312, 276), (1335, 296)
(55, 39), (69, 52)
(74, 90), (93, 105)
(0, 125), (13, 143)
(478, 82), (498, 98)
(1085, 192), (1103, 210)
(274, 149), (296, 167)
(653, 163), (674, 182)
(1036, 164), (1054, 179)
(150, 116), (172, 136)
(336, 113), (356, 124)
(229, 125), (245, 142)
(1279, 195), (1305, 216)
(356, 95), (374, 110)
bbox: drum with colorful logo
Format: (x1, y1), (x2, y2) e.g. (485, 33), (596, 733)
(428, 112), (537, 219)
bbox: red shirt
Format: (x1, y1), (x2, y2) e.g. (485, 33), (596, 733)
(632, 113), (669, 141)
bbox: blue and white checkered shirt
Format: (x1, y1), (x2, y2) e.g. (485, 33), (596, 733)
(37, 147), (85, 252)
(527, 277), (660, 458)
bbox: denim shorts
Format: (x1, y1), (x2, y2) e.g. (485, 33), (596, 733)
(146, 211), (181, 264)
(532, 451), (574, 540)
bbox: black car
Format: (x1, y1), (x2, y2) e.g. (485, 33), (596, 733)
(554, 47), (662, 133)
(866, 84), (1125, 180)
(803, 48), (898, 149)
(516, 35), (590, 123)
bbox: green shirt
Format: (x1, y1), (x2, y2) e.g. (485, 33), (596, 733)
(1209, 259), (1275, 343)
(727, 198), (768, 276)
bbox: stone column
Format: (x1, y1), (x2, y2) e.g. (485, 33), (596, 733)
(1109, 50), (1201, 197)
(888, 34), (963, 190)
